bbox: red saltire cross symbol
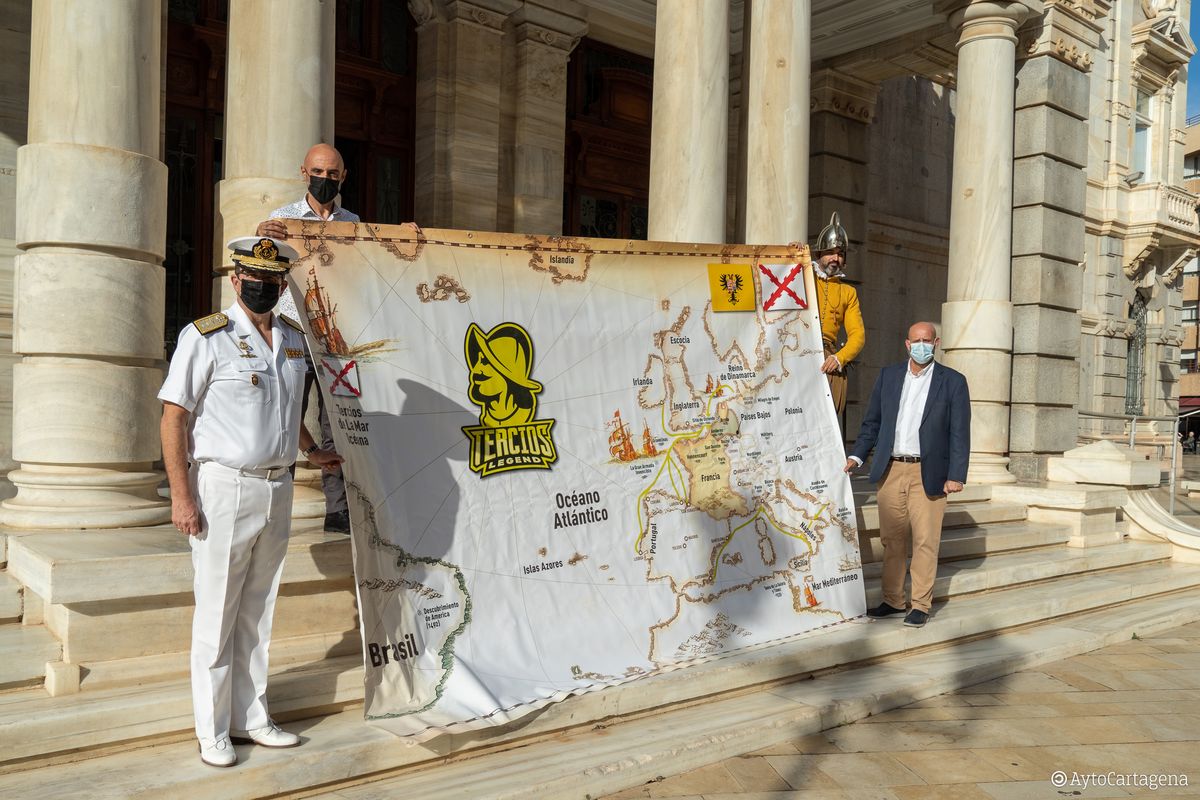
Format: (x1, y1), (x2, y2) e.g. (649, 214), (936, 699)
(323, 358), (361, 397)
(759, 262), (807, 311)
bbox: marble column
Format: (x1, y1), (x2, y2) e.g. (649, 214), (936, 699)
(3, 0), (169, 528)
(648, 0), (729, 243)
(213, 0), (335, 309)
(504, 1), (587, 235)
(938, 0), (1040, 485)
(411, 0), (522, 231)
(741, 0), (809, 245)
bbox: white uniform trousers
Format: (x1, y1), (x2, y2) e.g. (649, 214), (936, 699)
(189, 460), (293, 741)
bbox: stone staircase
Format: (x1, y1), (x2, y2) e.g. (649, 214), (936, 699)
(0, 534), (61, 692)
(1, 483), (1199, 799)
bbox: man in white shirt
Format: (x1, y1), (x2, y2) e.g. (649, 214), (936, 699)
(844, 321), (971, 628)
(159, 236), (343, 767)
(256, 143), (360, 533)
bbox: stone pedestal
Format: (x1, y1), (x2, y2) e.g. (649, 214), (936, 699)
(938, 0), (1041, 485)
(412, 0), (521, 231)
(741, 0), (810, 245)
(992, 482), (1127, 548)
(648, 0), (729, 243)
(213, 0), (335, 309)
(1045, 440), (1159, 486)
(2, 0), (170, 529)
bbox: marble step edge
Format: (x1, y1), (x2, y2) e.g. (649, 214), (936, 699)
(859, 520), (1073, 564)
(1, 558), (1198, 773)
(851, 480), (992, 506)
(0, 624), (59, 690)
(3, 585), (1198, 800)
(856, 500), (1028, 533)
(861, 540), (1173, 600)
(0, 655), (365, 767)
(76, 628), (362, 693)
(0, 571), (22, 623)
(7, 530), (352, 606)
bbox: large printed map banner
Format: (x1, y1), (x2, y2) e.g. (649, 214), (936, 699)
(285, 221), (866, 737)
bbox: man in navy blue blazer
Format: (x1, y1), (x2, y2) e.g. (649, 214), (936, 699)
(844, 321), (970, 628)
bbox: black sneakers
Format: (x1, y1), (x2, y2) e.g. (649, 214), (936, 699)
(324, 510), (350, 534)
(903, 609), (929, 628)
(866, 602), (906, 618)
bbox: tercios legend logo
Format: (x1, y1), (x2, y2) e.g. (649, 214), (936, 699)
(462, 321), (558, 477)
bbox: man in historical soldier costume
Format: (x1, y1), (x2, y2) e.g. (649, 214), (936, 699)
(159, 236), (343, 767)
(813, 212), (866, 416)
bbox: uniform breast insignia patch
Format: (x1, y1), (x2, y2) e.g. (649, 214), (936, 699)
(193, 312), (229, 335)
(280, 315), (304, 333)
(285, 347), (305, 359)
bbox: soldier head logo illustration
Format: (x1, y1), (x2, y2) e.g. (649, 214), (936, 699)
(462, 322), (558, 476)
(465, 322), (542, 427)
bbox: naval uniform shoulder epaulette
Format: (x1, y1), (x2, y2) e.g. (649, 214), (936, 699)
(280, 315), (304, 333)
(193, 312), (229, 335)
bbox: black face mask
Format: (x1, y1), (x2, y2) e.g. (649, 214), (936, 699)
(238, 278), (284, 314)
(308, 175), (340, 205)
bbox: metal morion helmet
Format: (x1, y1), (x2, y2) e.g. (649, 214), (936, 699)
(815, 212), (849, 253)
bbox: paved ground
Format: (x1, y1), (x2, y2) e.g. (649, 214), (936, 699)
(603, 621), (1200, 800)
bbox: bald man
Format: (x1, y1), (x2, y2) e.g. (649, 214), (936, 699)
(844, 321), (970, 628)
(256, 143), (360, 534)
(257, 143), (360, 239)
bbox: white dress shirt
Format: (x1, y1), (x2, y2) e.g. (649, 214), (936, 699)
(269, 196), (360, 320)
(893, 361), (935, 457)
(159, 303), (308, 470)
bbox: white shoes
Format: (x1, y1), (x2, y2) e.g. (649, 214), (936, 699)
(198, 736), (237, 768)
(230, 719), (302, 748)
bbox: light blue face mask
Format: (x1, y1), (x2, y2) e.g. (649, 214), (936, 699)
(909, 341), (935, 364)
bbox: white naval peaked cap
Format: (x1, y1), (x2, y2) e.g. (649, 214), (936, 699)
(227, 236), (301, 273)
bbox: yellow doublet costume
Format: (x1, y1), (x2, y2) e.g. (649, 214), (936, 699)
(817, 276), (865, 413)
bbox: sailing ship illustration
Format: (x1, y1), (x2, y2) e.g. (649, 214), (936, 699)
(303, 274), (391, 359)
(608, 410), (659, 462)
(305, 275), (350, 356)
(803, 576), (820, 608)
(641, 419), (659, 458)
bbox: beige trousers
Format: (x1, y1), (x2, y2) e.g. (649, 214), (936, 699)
(875, 460), (946, 613)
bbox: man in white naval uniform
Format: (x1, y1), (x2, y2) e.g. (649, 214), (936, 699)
(159, 236), (343, 768)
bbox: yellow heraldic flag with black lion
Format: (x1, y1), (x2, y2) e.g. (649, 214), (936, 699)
(461, 321), (558, 477)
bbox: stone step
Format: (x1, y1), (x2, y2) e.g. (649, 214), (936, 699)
(0, 624), (59, 690)
(860, 539), (1172, 604)
(851, 480), (991, 507)
(78, 629), (362, 692)
(0, 654), (362, 765)
(856, 499), (1026, 533)
(3, 581), (1199, 800)
(0, 571), (22, 623)
(858, 520), (1072, 564)
(7, 523), (348, 605)
(1, 555), (1197, 777)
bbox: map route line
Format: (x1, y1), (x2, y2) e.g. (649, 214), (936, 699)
(634, 383), (737, 555)
(707, 502), (824, 583)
